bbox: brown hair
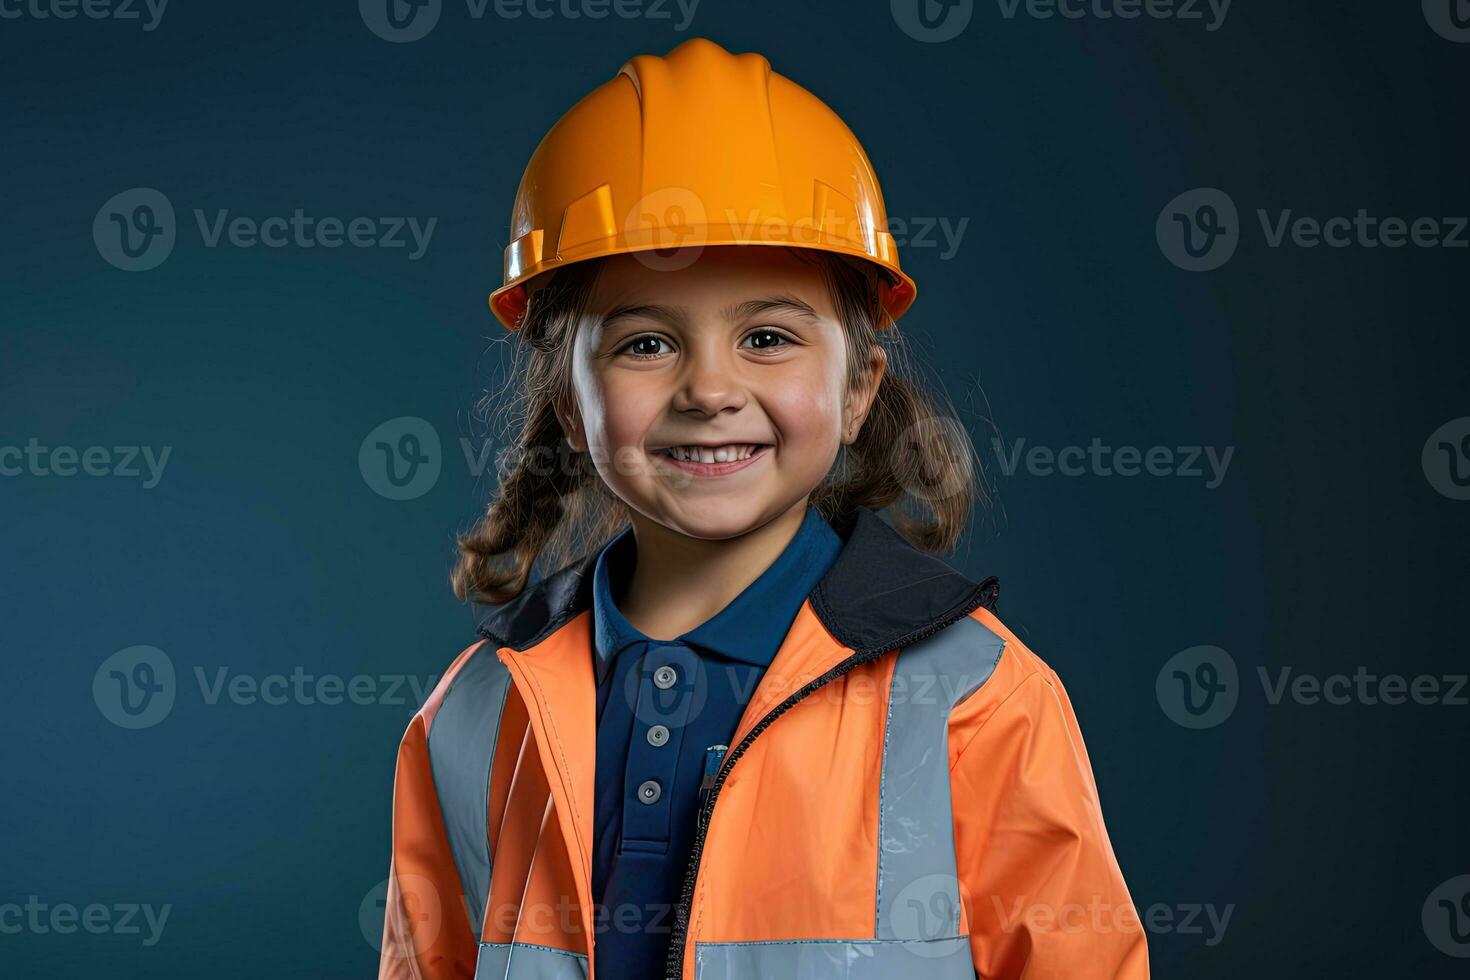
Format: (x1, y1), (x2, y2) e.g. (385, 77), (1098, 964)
(451, 247), (982, 606)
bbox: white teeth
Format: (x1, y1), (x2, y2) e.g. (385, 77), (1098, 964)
(666, 444), (759, 462)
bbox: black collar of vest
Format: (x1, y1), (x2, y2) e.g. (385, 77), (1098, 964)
(474, 506), (998, 655)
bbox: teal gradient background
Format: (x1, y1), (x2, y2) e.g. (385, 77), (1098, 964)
(2, 2), (1466, 976)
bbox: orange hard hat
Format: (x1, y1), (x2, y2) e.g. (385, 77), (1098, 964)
(488, 37), (918, 331)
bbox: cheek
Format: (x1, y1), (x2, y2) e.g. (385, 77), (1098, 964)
(764, 364), (847, 443)
(586, 372), (662, 449)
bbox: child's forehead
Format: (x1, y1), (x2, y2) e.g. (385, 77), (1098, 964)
(589, 246), (833, 314)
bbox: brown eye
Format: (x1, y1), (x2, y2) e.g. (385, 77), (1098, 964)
(742, 328), (793, 351)
(618, 334), (673, 359)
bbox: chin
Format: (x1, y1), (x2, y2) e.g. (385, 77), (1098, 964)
(648, 496), (775, 541)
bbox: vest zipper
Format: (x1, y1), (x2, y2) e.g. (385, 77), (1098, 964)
(696, 744), (728, 832)
(661, 576), (998, 979)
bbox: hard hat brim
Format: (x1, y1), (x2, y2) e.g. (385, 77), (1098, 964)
(489, 238), (917, 331)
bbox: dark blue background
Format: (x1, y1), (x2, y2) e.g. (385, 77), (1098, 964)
(2, 2), (1466, 976)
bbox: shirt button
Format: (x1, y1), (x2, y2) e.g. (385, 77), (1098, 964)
(652, 665), (678, 690)
(646, 724), (670, 747)
(636, 779), (662, 805)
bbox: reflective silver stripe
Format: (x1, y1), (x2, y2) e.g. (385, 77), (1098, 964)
(427, 642), (513, 937)
(476, 941), (589, 979)
(694, 935), (973, 978)
(876, 615), (1005, 942)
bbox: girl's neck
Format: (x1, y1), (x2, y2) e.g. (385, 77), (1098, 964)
(617, 499), (812, 642)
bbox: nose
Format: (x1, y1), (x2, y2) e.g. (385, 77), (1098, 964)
(671, 338), (747, 418)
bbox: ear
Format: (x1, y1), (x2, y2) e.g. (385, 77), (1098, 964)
(842, 345), (888, 445)
(554, 392), (589, 453)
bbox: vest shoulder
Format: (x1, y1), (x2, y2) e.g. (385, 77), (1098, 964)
(935, 607), (1070, 737)
(473, 550), (599, 651)
(814, 507), (998, 654)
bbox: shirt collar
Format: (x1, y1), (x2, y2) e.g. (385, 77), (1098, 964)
(590, 504), (843, 685)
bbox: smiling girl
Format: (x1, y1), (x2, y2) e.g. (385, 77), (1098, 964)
(377, 37), (1147, 980)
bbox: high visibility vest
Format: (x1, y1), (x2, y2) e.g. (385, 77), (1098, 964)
(378, 507), (1149, 979)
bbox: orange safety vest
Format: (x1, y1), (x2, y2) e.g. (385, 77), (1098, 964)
(378, 507), (1150, 979)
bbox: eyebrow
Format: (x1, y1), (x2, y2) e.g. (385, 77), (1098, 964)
(724, 295), (820, 323)
(602, 303), (683, 330)
(601, 294), (820, 330)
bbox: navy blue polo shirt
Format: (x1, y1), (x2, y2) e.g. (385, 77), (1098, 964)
(589, 504), (842, 978)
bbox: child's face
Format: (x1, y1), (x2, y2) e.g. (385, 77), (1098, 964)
(559, 246), (884, 540)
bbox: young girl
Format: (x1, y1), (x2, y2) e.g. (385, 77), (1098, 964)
(378, 38), (1148, 980)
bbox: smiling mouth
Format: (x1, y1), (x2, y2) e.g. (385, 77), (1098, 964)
(652, 443), (772, 476)
(655, 444), (767, 463)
